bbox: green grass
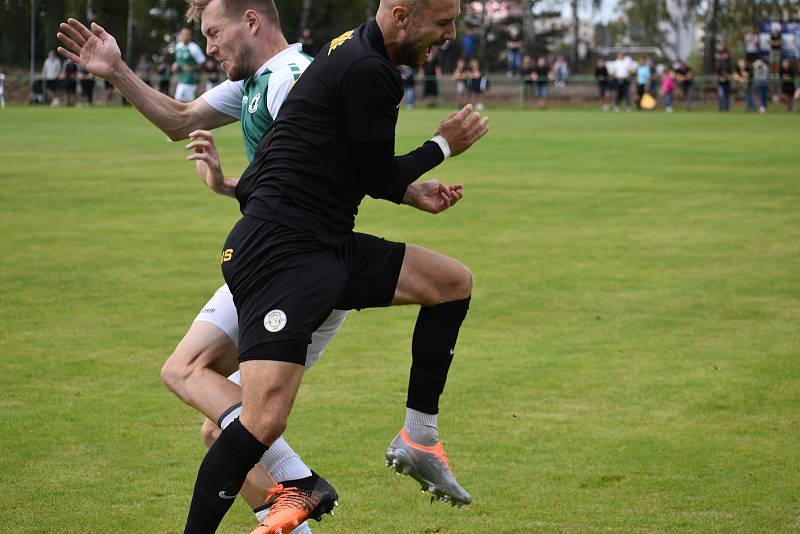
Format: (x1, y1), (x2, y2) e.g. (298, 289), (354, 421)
(1, 105), (798, 533)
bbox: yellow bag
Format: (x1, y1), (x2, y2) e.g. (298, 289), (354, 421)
(640, 92), (657, 110)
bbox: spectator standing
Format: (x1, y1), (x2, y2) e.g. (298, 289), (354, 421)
(778, 58), (796, 111)
(466, 58), (487, 110)
(635, 56), (651, 110)
(594, 57), (610, 111)
(674, 59), (694, 110)
(734, 58), (755, 112)
(400, 65), (415, 110)
(661, 67), (676, 112)
(298, 28), (315, 57)
(452, 58), (467, 108)
(135, 54), (153, 87)
(752, 59), (769, 113)
(172, 27), (206, 103)
(552, 55), (569, 87)
(611, 52), (634, 112)
(461, 26), (479, 60)
(42, 50), (62, 106)
(647, 57), (659, 95)
(61, 57), (79, 107)
(769, 25), (783, 75)
(421, 49), (441, 108)
(506, 31), (523, 77)
(0, 68), (5, 108)
(715, 46), (732, 112)
(533, 56), (553, 109)
(203, 58), (221, 92)
(157, 59), (171, 96)
(744, 28), (760, 63)
(78, 65), (95, 106)
(103, 79), (115, 106)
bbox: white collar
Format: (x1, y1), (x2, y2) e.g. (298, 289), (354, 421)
(254, 43), (303, 77)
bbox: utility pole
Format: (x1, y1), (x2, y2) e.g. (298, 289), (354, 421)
(31, 0), (37, 98)
(86, 0), (94, 21)
(126, 0), (134, 65)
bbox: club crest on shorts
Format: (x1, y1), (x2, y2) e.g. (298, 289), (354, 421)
(264, 309), (287, 332)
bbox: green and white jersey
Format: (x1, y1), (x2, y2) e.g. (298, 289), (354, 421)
(175, 41), (206, 85)
(201, 44), (312, 161)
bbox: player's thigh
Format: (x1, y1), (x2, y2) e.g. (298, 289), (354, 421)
(169, 284), (238, 374)
(392, 244), (472, 306)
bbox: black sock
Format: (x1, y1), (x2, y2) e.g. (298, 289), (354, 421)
(407, 297), (470, 414)
(184, 418), (267, 534)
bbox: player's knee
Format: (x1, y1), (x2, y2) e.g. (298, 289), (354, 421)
(200, 418), (220, 448)
(442, 263), (473, 302)
(241, 410), (287, 446)
(160, 349), (195, 397)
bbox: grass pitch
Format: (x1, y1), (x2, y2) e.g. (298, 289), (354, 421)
(0, 106), (798, 533)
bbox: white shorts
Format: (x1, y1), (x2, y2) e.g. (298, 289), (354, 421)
(194, 284), (348, 372)
(174, 83), (198, 103)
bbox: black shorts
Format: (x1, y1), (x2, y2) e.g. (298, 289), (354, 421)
(424, 81), (438, 97)
(46, 79), (60, 92)
(222, 216), (406, 365)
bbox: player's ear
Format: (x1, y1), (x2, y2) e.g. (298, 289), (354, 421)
(244, 9), (259, 33)
(392, 6), (411, 31)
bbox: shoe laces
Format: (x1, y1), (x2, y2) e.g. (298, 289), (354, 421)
(264, 484), (314, 515)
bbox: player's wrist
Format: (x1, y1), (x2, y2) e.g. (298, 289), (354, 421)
(430, 135), (451, 159)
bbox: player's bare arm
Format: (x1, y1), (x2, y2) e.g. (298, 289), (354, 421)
(57, 18), (234, 140)
(185, 130), (238, 198)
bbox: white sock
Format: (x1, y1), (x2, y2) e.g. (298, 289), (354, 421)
(404, 407), (439, 445)
(254, 505), (269, 523)
(218, 403), (312, 482)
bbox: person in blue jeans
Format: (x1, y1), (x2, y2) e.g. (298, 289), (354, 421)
(715, 47), (732, 112)
(752, 59), (769, 113)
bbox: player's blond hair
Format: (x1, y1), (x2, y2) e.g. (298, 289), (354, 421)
(185, 0), (280, 26)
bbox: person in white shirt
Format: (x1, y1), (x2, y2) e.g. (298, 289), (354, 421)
(42, 50), (62, 106)
(172, 27), (207, 102)
(611, 52), (634, 112)
(0, 69), (5, 108)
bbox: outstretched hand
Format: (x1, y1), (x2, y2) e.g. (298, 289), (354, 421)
(57, 19), (122, 79)
(436, 104), (490, 157)
(402, 179), (464, 214)
(185, 130), (238, 197)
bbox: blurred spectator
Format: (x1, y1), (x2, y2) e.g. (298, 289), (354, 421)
(203, 58), (221, 92)
(635, 56), (651, 110)
(521, 55), (535, 107)
(744, 28), (760, 63)
(715, 45), (732, 112)
(674, 59), (694, 110)
(0, 67), (5, 108)
(42, 50), (62, 106)
(400, 65), (415, 110)
(552, 55), (569, 87)
(172, 27), (206, 103)
(78, 66), (95, 106)
(452, 58), (467, 108)
(104, 80), (115, 106)
(421, 49), (441, 108)
(778, 58), (796, 111)
(61, 58), (79, 107)
(506, 30), (523, 77)
(466, 58), (487, 110)
(157, 59), (172, 96)
(611, 52), (634, 112)
(532, 56), (553, 109)
(661, 67), (676, 113)
(734, 58), (755, 112)
(461, 27), (479, 60)
(594, 57), (610, 111)
(647, 57), (659, 95)
(752, 59), (769, 113)
(299, 28), (315, 57)
(136, 54), (153, 86)
(769, 25), (783, 75)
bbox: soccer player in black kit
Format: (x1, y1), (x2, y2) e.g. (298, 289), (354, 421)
(184, 1), (489, 533)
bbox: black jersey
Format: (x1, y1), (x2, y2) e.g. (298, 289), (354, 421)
(237, 20), (444, 245)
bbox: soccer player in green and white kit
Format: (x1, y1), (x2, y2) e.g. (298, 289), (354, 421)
(173, 27), (207, 102)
